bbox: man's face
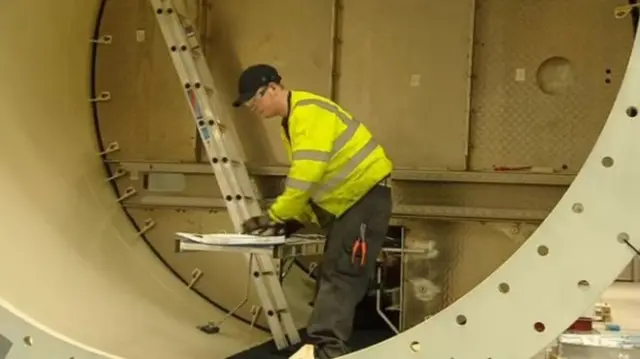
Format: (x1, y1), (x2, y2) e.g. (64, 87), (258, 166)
(245, 84), (279, 118)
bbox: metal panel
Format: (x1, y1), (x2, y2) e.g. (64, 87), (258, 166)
(469, 0), (634, 171)
(339, 0), (475, 170)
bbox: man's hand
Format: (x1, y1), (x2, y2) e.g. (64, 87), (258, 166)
(241, 214), (305, 237)
(241, 214), (284, 236)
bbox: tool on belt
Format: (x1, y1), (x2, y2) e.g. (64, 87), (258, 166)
(351, 223), (367, 266)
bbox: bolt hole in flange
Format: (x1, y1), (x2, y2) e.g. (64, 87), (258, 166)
(578, 280), (590, 290)
(617, 232), (630, 243)
(456, 314), (467, 325)
(534, 322), (546, 332)
(409, 341), (421, 352)
(572, 202), (584, 213)
(627, 106), (638, 118)
(498, 282), (510, 293)
(537, 245), (549, 256)
(601, 156), (615, 168)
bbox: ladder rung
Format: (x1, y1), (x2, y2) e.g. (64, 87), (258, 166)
(210, 157), (239, 165)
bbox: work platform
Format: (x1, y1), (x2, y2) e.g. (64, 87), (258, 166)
(176, 232), (426, 260)
(175, 230), (424, 336)
(175, 232), (326, 259)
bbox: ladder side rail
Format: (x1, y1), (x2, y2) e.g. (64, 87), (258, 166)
(161, 3), (265, 216)
(152, 4), (195, 93)
(249, 254), (289, 349)
(155, 2), (252, 227)
(160, 2), (265, 221)
(162, 5), (259, 224)
(152, 1), (228, 172)
(255, 255), (301, 342)
(163, 6), (232, 162)
(182, 23), (216, 93)
(155, 2), (232, 168)
(193, 51), (216, 92)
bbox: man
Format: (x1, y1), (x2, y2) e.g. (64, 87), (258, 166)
(232, 63), (393, 359)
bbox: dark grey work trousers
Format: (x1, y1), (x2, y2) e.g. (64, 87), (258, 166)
(306, 181), (393, 359)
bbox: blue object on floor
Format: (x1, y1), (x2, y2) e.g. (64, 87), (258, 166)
(605, 323), (621, 331)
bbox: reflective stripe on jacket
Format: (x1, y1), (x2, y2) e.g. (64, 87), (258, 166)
(267, 90), (393, 223)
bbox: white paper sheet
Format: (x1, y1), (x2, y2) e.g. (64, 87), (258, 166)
(175, 232), (286, 246)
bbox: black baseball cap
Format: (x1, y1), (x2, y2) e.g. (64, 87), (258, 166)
(232, 64), (282, 107)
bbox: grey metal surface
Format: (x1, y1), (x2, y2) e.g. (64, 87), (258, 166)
(0, 335), (11, 359)
(110, 160), (576, 185)
(123, 194), (551, 222)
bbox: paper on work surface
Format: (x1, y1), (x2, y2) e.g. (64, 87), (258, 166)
(175, 232), (286, 246)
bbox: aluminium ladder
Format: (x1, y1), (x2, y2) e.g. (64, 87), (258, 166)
(149, 0), (301, 350)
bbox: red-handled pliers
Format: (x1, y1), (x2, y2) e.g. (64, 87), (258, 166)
(351, 223), (367, 266)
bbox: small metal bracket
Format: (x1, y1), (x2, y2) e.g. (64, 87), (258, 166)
(99, 141), (120, 156)
(106, 167), (127, 182)
(116, 187), (137, 202)
(187, 268), (203, 288)
(89, 91), (111, 102)
(250, 305), (262, 328)
(90, 35), (113, 44)
(614, 4), (639, 19)
(307, 262), (318, 277)
(137, 218), (156, 236)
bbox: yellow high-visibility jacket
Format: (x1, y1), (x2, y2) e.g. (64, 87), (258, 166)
(267, 90), (393, 224)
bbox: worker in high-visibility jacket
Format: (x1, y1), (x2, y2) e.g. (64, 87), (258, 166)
(232, 63), (393, 359)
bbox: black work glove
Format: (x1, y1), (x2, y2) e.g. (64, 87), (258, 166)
(283, 220), (304, 236)
(241, 214), (285, 236)
(241, 215), (304, 237)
